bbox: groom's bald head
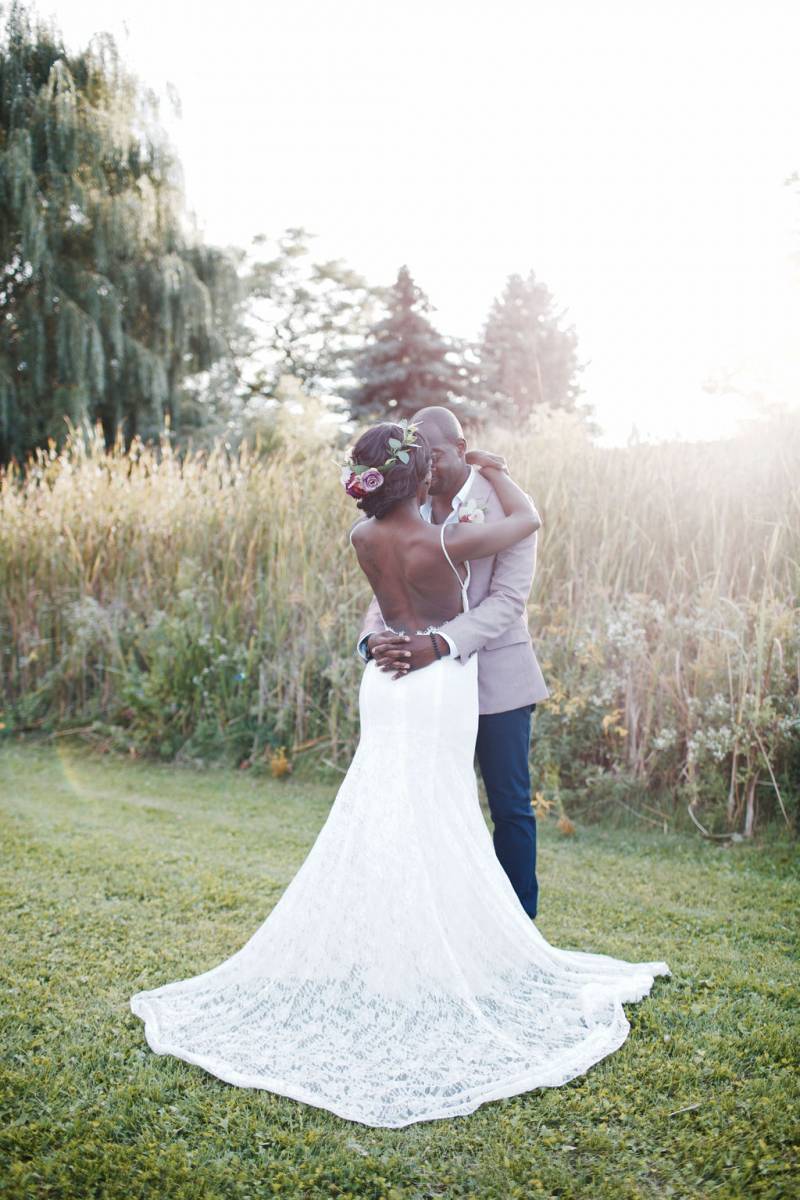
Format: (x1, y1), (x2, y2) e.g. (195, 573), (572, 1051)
(412, 406), (464, 445)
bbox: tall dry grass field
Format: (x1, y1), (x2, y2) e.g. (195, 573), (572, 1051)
(1, 409), (798, 835)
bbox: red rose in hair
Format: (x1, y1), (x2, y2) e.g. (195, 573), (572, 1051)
(342, 470), (365, 499)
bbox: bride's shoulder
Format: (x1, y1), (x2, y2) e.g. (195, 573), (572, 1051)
(348, 517), (372, 547)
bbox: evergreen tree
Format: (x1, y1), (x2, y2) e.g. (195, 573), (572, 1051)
(347, 265), (472, 421)
(0, 3), (238, 461)
(477, 270), (586, 420)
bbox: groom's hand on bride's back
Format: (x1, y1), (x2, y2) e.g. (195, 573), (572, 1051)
(367, 631), (411, 679)
(367, 631), (450, 679)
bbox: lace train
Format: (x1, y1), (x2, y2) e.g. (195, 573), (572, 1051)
(130, 654), (670, 1127)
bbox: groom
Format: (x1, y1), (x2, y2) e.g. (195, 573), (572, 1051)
(357, 406), (549, 918)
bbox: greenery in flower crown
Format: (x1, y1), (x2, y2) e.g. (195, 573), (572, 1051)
(345, 419), (421, 477)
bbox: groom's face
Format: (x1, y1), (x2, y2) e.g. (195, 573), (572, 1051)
(420, 430), (467, 496)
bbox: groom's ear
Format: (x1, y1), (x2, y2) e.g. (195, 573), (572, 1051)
(455, 436), (467, 459)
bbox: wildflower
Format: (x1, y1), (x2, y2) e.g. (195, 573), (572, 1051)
(269, 747), (292, 778)
(532, 791), (552, 818)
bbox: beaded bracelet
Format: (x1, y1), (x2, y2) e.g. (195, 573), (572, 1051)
(429, 631), (443, 660)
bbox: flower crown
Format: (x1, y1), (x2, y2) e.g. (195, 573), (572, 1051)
(340, 420), (420, 499)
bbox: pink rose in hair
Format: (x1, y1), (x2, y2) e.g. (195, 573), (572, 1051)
(360, 468), (384, 493)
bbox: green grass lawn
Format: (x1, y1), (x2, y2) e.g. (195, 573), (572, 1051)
(1, 741), (797, 1200)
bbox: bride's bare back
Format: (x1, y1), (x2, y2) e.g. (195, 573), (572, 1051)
(350, 517), (466, 634)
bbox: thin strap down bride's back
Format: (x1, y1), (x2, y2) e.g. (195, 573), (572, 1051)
(440, 522), (470, 613)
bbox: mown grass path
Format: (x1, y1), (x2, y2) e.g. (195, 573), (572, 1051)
(1, 743), (797, 1199)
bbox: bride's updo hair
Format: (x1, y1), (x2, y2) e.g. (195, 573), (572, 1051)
(350, 422), (432, 520)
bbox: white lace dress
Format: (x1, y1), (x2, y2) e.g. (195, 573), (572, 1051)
(130, 524), (670, 1128)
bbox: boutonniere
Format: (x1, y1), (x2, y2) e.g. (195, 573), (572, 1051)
(458, 498), (489, 524)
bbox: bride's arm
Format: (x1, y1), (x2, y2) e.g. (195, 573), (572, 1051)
(443, 464), (540, 565)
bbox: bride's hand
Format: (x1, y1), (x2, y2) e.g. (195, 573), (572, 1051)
(465, 449), (509, 473)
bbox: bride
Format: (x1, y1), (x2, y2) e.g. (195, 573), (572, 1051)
(130, 420), (670, 1129)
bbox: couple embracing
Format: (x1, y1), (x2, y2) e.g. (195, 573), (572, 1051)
(130, 406), (670, 1129)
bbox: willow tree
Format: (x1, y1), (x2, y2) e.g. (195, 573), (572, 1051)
(0, 3), (238, 461)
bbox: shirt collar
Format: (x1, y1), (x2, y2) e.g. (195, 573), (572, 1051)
(420, 465), (476, 522)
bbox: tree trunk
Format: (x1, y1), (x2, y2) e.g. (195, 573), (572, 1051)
(743, 774), (758, 838)
(727, 747), (739, 823)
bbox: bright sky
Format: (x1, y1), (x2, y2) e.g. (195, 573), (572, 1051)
(51, 0), (800, 445)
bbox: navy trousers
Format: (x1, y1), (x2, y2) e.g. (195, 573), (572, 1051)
(475, 703), (538, 918)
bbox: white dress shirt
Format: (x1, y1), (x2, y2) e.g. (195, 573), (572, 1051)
(357, 466), (476, 661)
